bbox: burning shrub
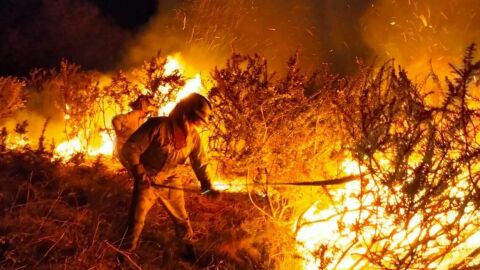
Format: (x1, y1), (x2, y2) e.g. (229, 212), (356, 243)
(208, 53), (353, 268)
(22, 54), (187, 159)
(102, 71), (139, 113)
(26, 60), (103, 150)
(209, 53), (344, 183)
(134, 53), (185, 105)
(0, 76), (26, 121)
(299, 44), (480, 269)
(106, 53), (186, 113)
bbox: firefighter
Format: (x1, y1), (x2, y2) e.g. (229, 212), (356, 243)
(112, 95), (156, 167)
(120, 92), (219, 261)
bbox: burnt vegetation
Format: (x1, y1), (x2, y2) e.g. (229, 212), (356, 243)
(1, 45), (480, 269)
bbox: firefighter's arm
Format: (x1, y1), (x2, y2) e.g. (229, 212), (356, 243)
(111, 115), (122, 132)
(189, 133), (212, 190)
(112, 115), (127, 138)
(189, 133), (219, 198)
(121, 120), (156, 180)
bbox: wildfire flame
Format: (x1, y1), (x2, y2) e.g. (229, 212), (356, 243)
(158, 74), (203, 116)
(211, 177), (249, 193)
(53, 54), (203, 160)
(294, 157), (480, 270)
(41, 53), (480, 270)
(54, 137), (82, 159)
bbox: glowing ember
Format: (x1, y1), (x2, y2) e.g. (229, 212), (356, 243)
(64, 104), (71, 120)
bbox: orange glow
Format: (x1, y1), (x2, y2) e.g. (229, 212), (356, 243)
(294, 157), (480, 270)
(158, 55), (203, 116)
(52, 54), (203, 160)
(212, 177), (247, 193)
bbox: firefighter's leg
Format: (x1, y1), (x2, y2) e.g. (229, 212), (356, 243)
(157, 179), (196, 261)
(123, 181), (157, 252)
(156, 177), (193, 242)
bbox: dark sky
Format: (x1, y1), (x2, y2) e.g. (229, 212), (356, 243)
(0, 0), (374, 76)
(0, 0), (159, 75)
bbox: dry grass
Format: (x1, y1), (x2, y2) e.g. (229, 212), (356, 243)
(0, 149), (300, 270)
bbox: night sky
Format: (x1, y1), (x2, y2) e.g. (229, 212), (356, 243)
(0, 0), (377, 75)
(92, 0), (158, 29)
(0, 0), (159, 75)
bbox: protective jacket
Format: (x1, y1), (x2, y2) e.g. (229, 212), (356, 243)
(121, 116), (212, 190)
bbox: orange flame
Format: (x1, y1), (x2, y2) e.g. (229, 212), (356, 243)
(294, 157), (480, 269)
(53, 54), (203, 160)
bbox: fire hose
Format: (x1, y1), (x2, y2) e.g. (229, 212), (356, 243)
(148, 173), (366, 193)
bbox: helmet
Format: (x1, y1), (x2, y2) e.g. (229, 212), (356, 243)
(170, 93), (212, 124)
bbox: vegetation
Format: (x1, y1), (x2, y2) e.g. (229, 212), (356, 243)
(0, 76), (26, 121)
(1, 45), (480, 269)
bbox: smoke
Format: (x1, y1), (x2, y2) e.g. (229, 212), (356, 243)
(360, 0), (480, 77)
(124, 0), (480, 77)
(2, 0), (478, 77)
(1, 0), (478, 149)
(122, 0), (374, 75)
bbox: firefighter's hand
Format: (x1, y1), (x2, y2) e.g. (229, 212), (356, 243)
(201, 188), (221, 199)
(140, 174), (154, 187)
(132, 164), (151, 186)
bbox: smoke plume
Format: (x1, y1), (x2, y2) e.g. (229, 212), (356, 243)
(123, 0), (374, 75)
(361, 0), (480, 76)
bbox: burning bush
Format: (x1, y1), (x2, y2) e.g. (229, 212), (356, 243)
(18, 53), (188, 158)
(208, 53), (356, 268)
(208, 46), (480, 269)
(0, 76), (26, 121)
(294, 44), (480, 269)
(209, 53), (345, 183)
(2, 39), (480, 269)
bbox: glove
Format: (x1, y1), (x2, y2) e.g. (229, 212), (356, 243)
(201, 188), (221, 199)
(132, 164), (151, 186)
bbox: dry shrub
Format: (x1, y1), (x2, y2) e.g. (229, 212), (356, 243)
(0, 76), (26, 121)
(310, 44), (480, 269)
(208, 53), (350, 268)
(24, 53), (185, 153)
(209, 53), (345, 183)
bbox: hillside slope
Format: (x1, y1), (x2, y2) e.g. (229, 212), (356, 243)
(0, 150), (297, 270)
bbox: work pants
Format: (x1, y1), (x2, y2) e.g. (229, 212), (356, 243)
(122, 174), (193, 252)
